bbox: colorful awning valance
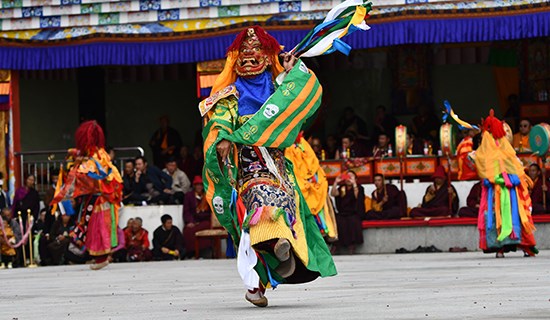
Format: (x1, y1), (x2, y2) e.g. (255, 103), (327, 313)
(0, 3), (548, 70)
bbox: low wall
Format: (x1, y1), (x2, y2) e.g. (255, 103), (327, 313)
(357, 223), (550, 254)
(118, 205), (184, 249)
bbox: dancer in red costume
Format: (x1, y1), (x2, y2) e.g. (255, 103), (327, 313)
(51, 121), (123, 270)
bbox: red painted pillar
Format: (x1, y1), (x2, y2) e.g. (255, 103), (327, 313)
(11, 71), (21, 188)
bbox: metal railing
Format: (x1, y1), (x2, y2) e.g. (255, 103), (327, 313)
(15, 147), (144, 195)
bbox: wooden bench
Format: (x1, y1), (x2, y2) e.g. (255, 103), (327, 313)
(194, 212), (228, 259)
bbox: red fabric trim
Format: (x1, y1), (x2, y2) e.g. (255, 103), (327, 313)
(362, 214), (550, 229)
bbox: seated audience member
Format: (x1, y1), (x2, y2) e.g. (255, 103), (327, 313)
(406, 133), (424, 155)
(365, 174), (401, 220)
(0, 172), (10, 211)
(183, 176), (212, 258)
(33, 209), (47, 234)
(310, 137), (324, 160)
(153, 214), (183, 260)
(106, 146), (117, 168)
(457, 181), (481, 218)
(135, 156), (173, 204)
(512, 119), (532, 152)
(123, 217), (152, 262)
(410, 166), (458, 218)
(48, 214), (72, 265)
(371, 133), (392, 158)
(0, 208), (20, 268)
(33, 209), (50, 265)
(65, 224), (91, 265)
(528, 164), (549, 214)
(123, 218), (134, 232)
(456, 129), (479, 180)
(325, 135), (339, 159)
(122, 160), (147, 205)
(331, 171), (365, 254)
(163, 158), (191, 204)
(335, 134), (367, 159)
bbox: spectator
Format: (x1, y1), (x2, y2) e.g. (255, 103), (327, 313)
(65, 224), (90, 265)
(335, 134), (367, 159)
(372, 105), (398, 141)
(163, 158), (191, 204)
(0, 208), (21, 268)
(13, 174), (40, 221)
(106, 146), (117, 167)
(371, 133), (392, 158)
(149, 115), (182, 168)
(33, 209), (47, 235)
(47, 214), (72, 265)
(153, 214), (183, 260)
(0, 172), (10, 210)
(43, 168), (59, 232)
(122, 160), (147, 206)
(528, 164), (549, 214)
(309, 137), (323, 160)
(177, 146), (198, 181)
(512, 119), (532, 152)
(183, 176), (212, 258)
(123, 217), (153, 262)
(365, 174), (401, 220)
(325, 135), (338, 159)
(123, 218), (134, 232)
(457, 181), (481, 218)
(406, 133), (424, 155)
(12, 174), (40, 265)
(410, 166), (458, 218)
(337, 107), (369, 142)
(135, 156), (173, 204)
(456, 129), (479, 181)
(331, 171), (365, 254)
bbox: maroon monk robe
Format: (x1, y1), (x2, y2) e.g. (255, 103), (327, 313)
(183, 190), (212, 257)
(531, 177), (550, 214)
(365, 184), (402, 220)
(335, 185), (365, 247)
(410, 183), (459, 218)
(124, 227), (153, 262)
(458, 182), (481, 218)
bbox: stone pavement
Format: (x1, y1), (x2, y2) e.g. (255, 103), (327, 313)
(1, 251), (549, 320)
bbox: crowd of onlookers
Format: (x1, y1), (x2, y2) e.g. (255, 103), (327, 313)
(323, 101), (549, 254)
(1, 104), (548, 264)
(0, 117), (213, 269)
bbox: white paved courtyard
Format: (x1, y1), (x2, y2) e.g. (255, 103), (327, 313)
(1, 251), (549, 320)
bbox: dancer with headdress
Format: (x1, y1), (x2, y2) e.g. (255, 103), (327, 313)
(474, 110), (537, 257)
(200, 26), (337, 307)
(51, 121), (123, 270)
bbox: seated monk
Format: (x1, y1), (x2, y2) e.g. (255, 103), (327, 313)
(124, 217), (153, 262)
(457, 181), (481, 218)
(183, 176), (212, 258)
(528, 164), (550, 214)
(410, 166), (458, 218)
(365, 174), (401, 220)
(455, 129), (478, 181)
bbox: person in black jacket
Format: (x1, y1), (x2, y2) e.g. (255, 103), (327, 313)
(152, 214), (183, 260)
(122, 160), (147, 205)
(135, 156), (173, 204)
